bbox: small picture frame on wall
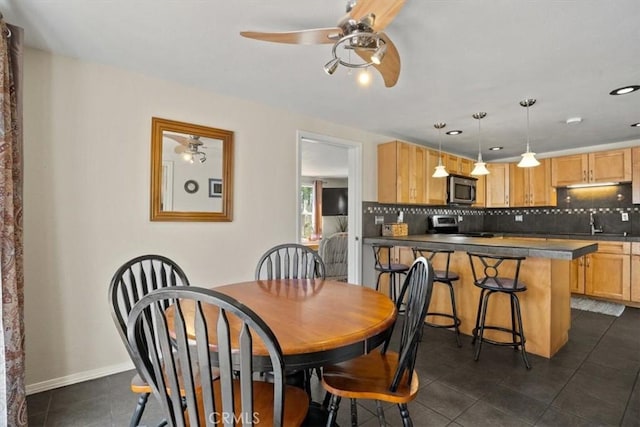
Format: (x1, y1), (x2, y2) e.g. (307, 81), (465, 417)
(209, 178), (222, 198)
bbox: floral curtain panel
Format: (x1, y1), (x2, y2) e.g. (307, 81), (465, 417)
(0, 17), (25, 427)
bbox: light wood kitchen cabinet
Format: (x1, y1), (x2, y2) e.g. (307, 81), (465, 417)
(485, 163), (510, 207)
(473, 175), (486, 207)
(377, 141), (427, 204)
(443, 154), (474, 176)
(632, 242), (640, 303)
(426, 149), (447, 204)
(551, 148), (632, 186)
(509, 158), (556, 207)
(584, 241), (631, 301)
(633, 147), (640, 204)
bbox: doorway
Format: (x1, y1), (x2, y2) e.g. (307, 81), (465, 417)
(296, 131), (363, 284)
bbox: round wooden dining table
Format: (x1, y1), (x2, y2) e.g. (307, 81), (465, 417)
(166, 279), (398, 370)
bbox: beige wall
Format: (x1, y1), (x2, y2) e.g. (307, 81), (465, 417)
(23, 47), (387, 390)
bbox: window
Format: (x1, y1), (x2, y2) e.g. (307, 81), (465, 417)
(300, 185), (315, 240)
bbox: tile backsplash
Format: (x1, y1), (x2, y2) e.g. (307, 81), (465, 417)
(363, 183), (639, 237)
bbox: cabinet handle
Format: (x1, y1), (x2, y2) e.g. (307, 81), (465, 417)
(505, 195), (509, 206)
(586, 256), (590, 268)
(583, 170), (587, 182)
(589, 170), (593, 182)
(579, 258), (583, 267)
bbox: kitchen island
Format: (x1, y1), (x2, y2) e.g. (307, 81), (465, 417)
(363, 234), (598, 358)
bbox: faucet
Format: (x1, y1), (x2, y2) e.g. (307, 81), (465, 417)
(589, 212), (603, 235)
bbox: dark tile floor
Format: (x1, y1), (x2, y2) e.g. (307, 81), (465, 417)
(27, 307), (639, 426)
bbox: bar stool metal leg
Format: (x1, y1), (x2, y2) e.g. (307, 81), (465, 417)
(512, 294), (532, 369)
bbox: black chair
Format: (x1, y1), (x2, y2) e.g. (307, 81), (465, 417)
(467, 252), (531, 369)
(255, 243), (326, 280)
(372, 244), (410, 303)
(108, 254), (191, 427)
(412, 248), (462, 347)
(127, 287), (309, 427)
(321, 256), (435, 426)
(255, 243), (326, 394)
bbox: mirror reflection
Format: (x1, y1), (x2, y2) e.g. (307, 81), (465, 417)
(150, 118), (233, 221)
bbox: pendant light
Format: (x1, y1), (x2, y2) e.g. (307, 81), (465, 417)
(517, 98), (541, 168)
(471, 112), (490, 176)
(432, 122), (449, 178)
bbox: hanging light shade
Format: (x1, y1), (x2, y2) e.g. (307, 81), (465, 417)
(517, 98), (541, 168)
(471, 112), (490, 176)
(432, 122), (449, 178)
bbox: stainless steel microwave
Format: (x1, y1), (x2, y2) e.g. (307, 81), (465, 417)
(447, 174), (477, 204)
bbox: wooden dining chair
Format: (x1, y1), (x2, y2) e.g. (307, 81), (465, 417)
(255, 243), (326, 280)
(255, 243), (327, 393)
(108, 254), (191, 427)
(321, 256), (434, 427)
(127, 287), (309, 427)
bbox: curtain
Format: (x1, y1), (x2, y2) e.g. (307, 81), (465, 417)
(0, 17), (25, 427)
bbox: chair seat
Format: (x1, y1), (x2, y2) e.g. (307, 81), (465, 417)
(375, 263), (410, 273)
(321, 349), (419, 404)
(132, 366), (222, 395)
(191, 379), (309, 426)
(130, 372), (152, 394)
(434, 270), (459, 282)
(475, 277), (526, 292)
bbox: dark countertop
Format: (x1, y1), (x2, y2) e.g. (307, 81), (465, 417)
(363, 234), (599, 260)
(496, 232), (640, 242)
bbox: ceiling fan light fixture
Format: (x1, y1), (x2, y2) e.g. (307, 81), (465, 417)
(517, 98), (540, 168)
(324, 57), (340, 75)
(357, 67), (372, 86)
(371, 43), (387, 65)
(471, 112), (489, 176)
(182, 152), (192, 162)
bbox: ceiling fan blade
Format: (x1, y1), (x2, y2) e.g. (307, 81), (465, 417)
(348, 0), (406, 32)
(240, 28), (341, 45)
(174, 145), (187, 154)
(165, 133), (191, 146)
(356, 32), (400, 87)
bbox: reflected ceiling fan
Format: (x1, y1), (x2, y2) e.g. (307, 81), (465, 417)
(166, 134), (208, 163)
(240, 0), (405, 87)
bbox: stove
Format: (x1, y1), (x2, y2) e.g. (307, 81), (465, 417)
(427, 215), (494, 238)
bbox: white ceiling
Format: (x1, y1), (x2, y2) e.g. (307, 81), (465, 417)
(3, 0), (640, 164)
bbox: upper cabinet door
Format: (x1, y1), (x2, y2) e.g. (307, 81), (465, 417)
(486, 163), (510, 207)
(551, 149), (632, 187)
(633, 147), (640, 204)
(551, 154), (588, 186)
(589, 149), (632, 183)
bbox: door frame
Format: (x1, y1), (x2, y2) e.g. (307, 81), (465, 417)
(296, 130), (363, 284)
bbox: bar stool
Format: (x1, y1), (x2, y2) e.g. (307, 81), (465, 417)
(413, 248), (462, 347)
(372, 244), (410, 303)
(467, 252), (531, 369)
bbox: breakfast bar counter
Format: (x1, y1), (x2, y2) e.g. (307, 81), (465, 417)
(362, 234), (599, 358)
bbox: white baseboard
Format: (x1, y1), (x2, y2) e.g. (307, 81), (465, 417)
(26, 361), (135, 395)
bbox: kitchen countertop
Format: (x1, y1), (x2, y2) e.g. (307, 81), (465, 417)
(363, 234), (599, 260)
(495, 232), (640, 242)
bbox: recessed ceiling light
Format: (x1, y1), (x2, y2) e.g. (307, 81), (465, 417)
(446, 130), (462, 135)
(489, 146), (503, 151)
(632, 122), (640, 127)
(609, 85), (640, 95)
(566, 117), (583, 124)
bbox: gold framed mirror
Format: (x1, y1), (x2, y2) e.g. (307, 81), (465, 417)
(150, 117), (234, 221)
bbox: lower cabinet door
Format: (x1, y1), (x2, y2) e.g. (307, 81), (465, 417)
(585, 253), (630, 301)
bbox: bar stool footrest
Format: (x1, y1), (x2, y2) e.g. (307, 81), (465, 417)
(425, 312), (461, 329)
(472, 325), (526, 347)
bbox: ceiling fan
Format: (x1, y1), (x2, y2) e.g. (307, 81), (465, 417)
(240, 0), (406, 88)
(166, 134), (208, 163)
